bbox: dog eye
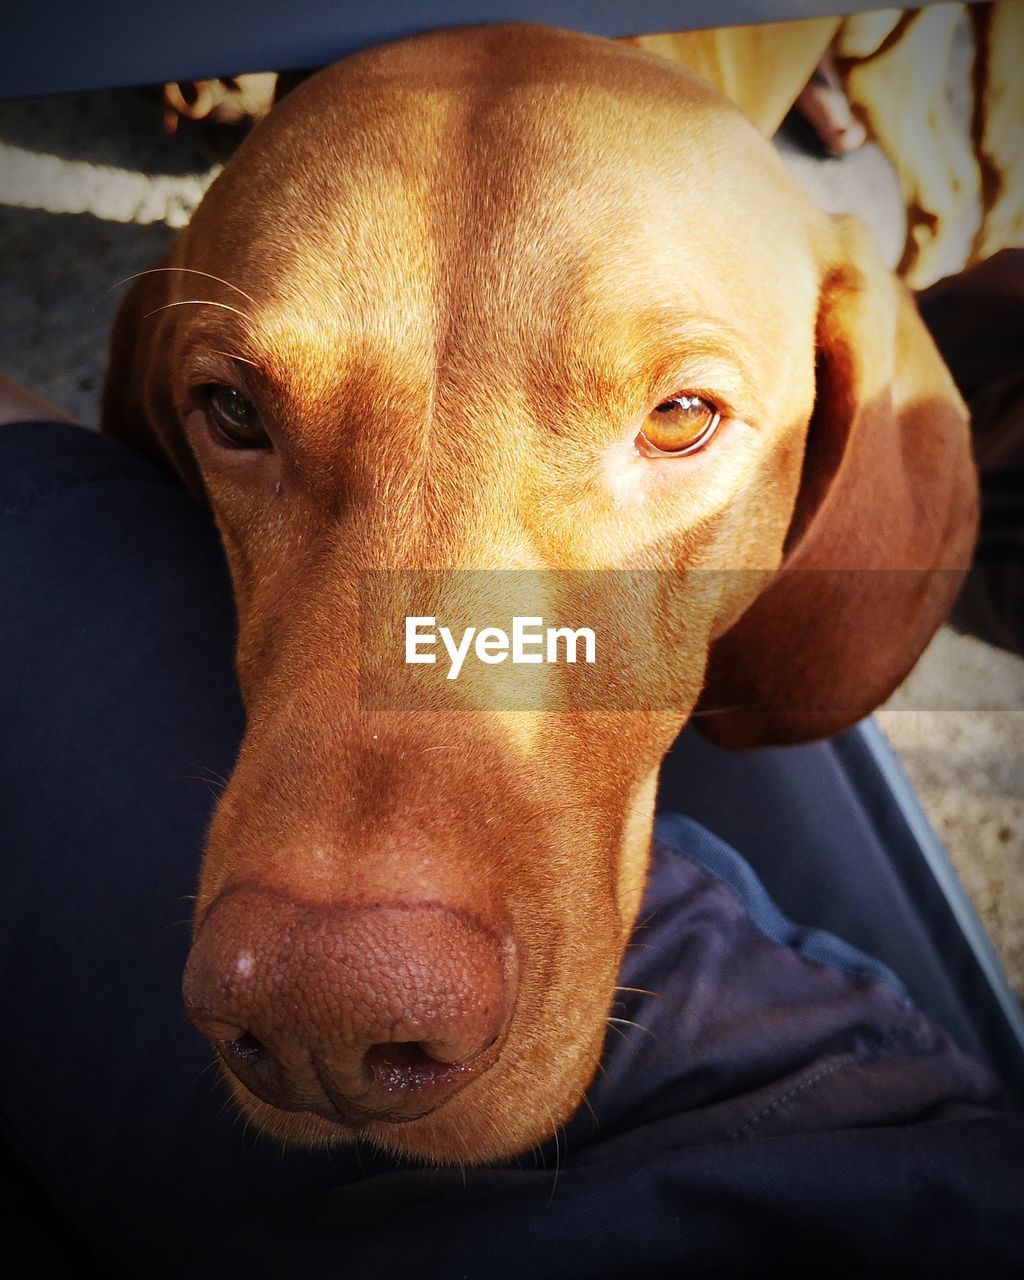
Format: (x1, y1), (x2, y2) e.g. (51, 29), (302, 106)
(634, 395), (721, 457)
(204, 386), (271, 449)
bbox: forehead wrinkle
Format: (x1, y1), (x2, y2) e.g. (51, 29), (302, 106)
(179, 38), (810, 529)
(187, 103), (450, 408)
(421, 128), (789, 441)
(581, 318), (760, 422)
(418, 65), (712, 362)
(511, 251), (768, 438)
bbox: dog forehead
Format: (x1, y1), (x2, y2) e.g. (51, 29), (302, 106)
(177, 25), (820, 430)
(189, 24), (796, 295)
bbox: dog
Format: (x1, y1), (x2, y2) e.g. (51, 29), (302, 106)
(103, 24), (977, 1166)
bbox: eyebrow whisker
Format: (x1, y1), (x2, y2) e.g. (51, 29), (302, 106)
(109, 267), (258, 307)
(206, 348), (261, 369)
(143, 299), (253, 323)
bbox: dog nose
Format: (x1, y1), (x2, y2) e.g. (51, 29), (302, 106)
(183, 886), (515, 1123)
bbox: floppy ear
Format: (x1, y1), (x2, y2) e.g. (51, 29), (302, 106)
(697, 217), (978, 747)
(101, 261), (206, 498)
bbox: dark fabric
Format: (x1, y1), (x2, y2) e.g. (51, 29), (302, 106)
(0, 1), (929, 99)
(1, 420), (1022, 1278)
(659, 725), (1024, 1094)
(655, 810), (912, 995)
(181, 823), (1021, 1280)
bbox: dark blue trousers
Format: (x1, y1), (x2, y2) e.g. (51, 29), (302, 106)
(1, 421), (1022, 1278)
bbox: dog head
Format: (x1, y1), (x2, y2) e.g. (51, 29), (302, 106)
(103, 26), (975, 1163)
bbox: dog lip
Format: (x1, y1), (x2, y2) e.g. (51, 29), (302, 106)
(308, 1097), (441, 1127)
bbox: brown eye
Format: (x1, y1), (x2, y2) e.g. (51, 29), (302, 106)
(205, 386), (270, 449)
(635, 394), (721, 458)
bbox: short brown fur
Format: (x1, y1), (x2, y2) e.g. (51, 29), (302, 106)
(103, 25), (976, 1164)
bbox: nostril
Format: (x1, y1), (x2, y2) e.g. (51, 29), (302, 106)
(362, 1033), (502, 1098)
(213, 1032), (296, 1110)
(223, 1032), (266, 1066)
(363, 1042), (452, 1094)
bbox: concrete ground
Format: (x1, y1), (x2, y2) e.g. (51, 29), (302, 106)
(0, 72), (1021, 998)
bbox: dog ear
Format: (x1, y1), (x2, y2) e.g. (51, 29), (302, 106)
(696, 216), (978, 747)
(101, 261), (205, 498)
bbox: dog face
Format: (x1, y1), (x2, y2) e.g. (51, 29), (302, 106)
(103, 26), (975, 1164)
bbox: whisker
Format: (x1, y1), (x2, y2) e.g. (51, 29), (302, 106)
(192, 765), (232, 787)
(687, 702), (761, 719)
(108, 266), (258, 308)
(143, 299), (253, 323)
(187, 773), (228, 790)
(190, 1057), (221, 1089)
(575, 1045), (610, 1082)
(607, 1016), (659, 1043)
(207, 348), (261, 369)
(604, 1019), (632, 1043)
(543, 1106), (562, 1208)
(179, 774), (227, 798)
(576, 1089), (600, 1134)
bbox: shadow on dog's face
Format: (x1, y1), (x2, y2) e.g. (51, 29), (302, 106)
(102, 25), (974, 1163)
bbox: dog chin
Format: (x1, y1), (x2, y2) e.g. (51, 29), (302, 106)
(221, 1041), (600, 1166)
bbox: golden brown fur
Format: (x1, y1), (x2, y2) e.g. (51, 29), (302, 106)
(104, 25), (976, 1164)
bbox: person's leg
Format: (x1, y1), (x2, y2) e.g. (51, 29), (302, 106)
(0, 420), (348, 1273)
(0, 373), (78, 426)
(661, 722), (1024, 1100)
(0, 415), (1016, 1277)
